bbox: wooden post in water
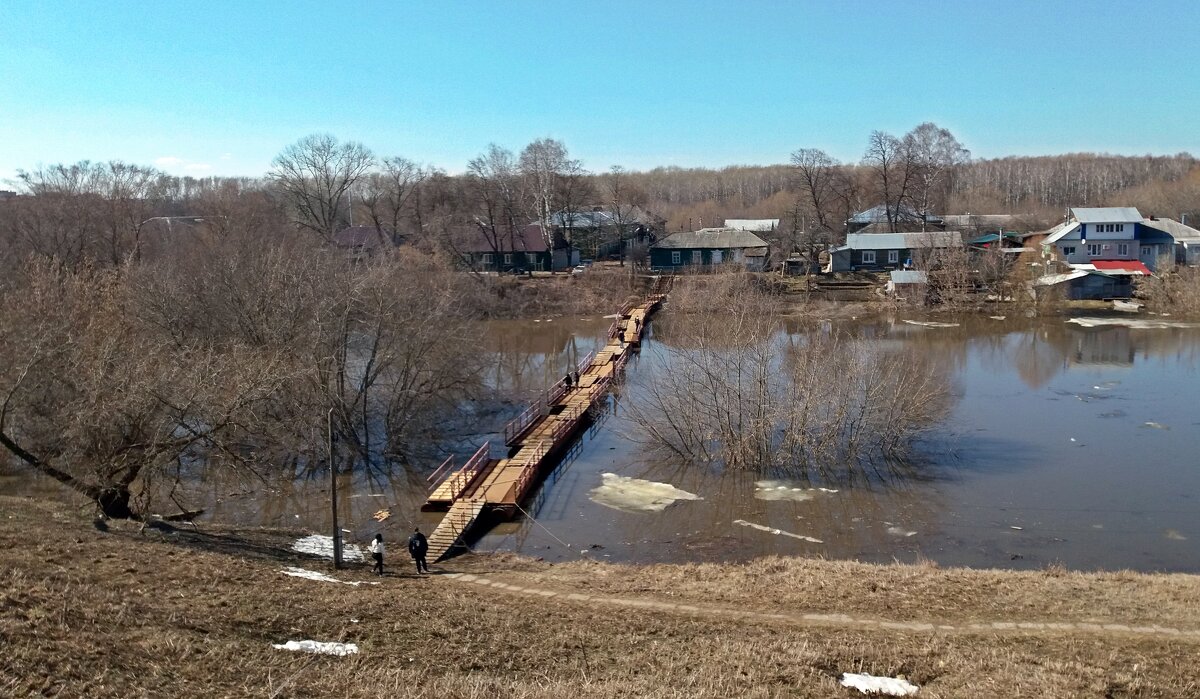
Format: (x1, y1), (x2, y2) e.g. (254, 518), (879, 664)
(328, 407), (343, 569)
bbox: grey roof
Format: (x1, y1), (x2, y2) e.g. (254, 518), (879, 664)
(1070, 207), (1142, 224)
(845, 232), (963, 250)
(849, 205), (942, 224)
(651, 228), (769, 250)
(1141, 217), (1200, 241)
(724, 218), (779, 232)
(939, 214), (1021, 230)
(1041, 220), (1081, 245)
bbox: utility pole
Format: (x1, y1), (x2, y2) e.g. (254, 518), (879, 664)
(328, 407), (343, 569)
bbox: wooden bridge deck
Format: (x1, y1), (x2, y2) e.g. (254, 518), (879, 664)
(421, 291), (667, 561)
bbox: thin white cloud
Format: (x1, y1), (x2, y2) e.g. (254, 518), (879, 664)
(219, 153), (232, 161)
(184, 163), (212, 172)
(155, 156), (184, 167)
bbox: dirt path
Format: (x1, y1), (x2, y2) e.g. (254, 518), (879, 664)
(442, 572), (1200, 642)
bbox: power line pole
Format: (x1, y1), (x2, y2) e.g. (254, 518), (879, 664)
(328, 407), (343, 569)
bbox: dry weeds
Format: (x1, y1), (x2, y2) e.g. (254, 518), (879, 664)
(1, 495), (1197, 697)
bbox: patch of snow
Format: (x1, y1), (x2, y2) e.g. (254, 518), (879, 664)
(733, 519), (823, 544)
(1066, 317), (1200, 329)
(272, 640), (359, 656)
(902, 319), (959, 328)
(840, 672), (919, 696)
(1165, 529), (1187, 541)
(989, 315), (1006, 320)
(291, 535), (365, 562)
(588, 473), (702, 513)
(602, 314), (620, 319)
(282, 567), (379, 586)
(886, 526), (917, 537)
(753, 480), (839, 502)
(1142, 422), (1170, 430)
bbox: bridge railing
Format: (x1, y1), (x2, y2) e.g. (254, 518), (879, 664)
(427, 454), (456, 486)
(549, 404), (585, 442)
(575, 351), (595, 374)
(512, 441), (547, 501)
(441, 441), (490, 498)
(545, 378), (568, 406)
(504, 402), (541, 445)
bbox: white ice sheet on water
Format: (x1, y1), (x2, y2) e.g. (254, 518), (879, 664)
(272, 640), (359, 656)
(733, 519), (823, 544)
(282, 567), (379, 586)
(902, 319), (959, 328)
(1066, 317), (1200, 329)
(840, 672), (919, 695)
(754, 480), (839, 502)
(588, 473), (701, 513)
(291, 535), (365, 562)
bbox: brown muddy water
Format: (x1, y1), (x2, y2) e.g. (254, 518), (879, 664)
(5, 312), (1200, 573)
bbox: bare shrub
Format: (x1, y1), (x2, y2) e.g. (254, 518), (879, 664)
(1136, 266), (1200, 316)
(625, 283), (952, 476)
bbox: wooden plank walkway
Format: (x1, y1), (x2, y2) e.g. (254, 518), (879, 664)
(421, 291), (667, 561)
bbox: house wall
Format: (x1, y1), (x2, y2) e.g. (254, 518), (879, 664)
(469, 250), (550, 272)
(650, 247), (759, 269)
(1080, 222), (1135, 240)
(851, 248), (911, 270)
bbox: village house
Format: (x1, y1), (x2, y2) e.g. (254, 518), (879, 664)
(1040, 207), (1200, 272)
(458, 223), (576, 273)
(723, 218), (779, 232)
(847, 205), (943, 234)
(551, 206), (658, 260)
(827, 232), (963, 272)
(649, 228), (770, 271)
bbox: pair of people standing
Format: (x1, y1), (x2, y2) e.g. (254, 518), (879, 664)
(368, 528), (429, 576)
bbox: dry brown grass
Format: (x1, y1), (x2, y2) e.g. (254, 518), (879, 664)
(2, 495), (1198, 698)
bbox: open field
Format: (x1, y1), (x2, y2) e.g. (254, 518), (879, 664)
(2, 494), (1198, 697)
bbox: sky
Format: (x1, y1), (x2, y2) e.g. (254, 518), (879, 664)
(2, 0), (1198, 184)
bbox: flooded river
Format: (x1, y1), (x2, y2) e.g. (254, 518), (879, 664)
(6, 312), (1200, 572)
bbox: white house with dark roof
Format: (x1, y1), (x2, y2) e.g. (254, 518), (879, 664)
(1040, 207), (1198, 272)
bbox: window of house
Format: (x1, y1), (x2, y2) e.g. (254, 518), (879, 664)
(1062, 246), (1076, 256)
(527, 252), (538, 264)
(692, 250), (703, 264)
(671, 251), (681, 264)
(862, 250), (877, 264)
(1117, 224), (1125, 232)
(1141, 246), (1153, 256)
(482, 253), (493, 264)
(1117, 244), (1129, 256)
(887, 250), (899, 264)
(1086, 244), (1101, 256)
(503, 253), (513, 265)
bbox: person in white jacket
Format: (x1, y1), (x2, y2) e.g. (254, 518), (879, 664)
(369, 533), (385, 576)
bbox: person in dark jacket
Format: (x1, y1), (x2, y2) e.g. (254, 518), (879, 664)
(408, 527), (429, 574)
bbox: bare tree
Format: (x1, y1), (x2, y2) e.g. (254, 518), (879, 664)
(519, 138), (586, 249)
(269, 134), (375, 243)
(357, 156), (427, 246)
(465, 144), (525, 261)
(863, 131), (918, 233)
(904, 122), (970, 224)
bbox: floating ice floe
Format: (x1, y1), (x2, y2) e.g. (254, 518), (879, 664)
(733, 519), (823, 543)
(840, 672), (919, 696)
(1066, 317), (1200, 330)
(588, 473), (702, 513)
(886, 526), (917, 538)
(272, 640), (359, 656)
(753, 480), (839, 502)
(291, 535), (365, 562)
(989, 315), (1006, 321)
(602, 313), (620, 319)
(902, 320), (959, 328)
(1142, 422), (1170, 430)
(282, 567), (379, 586)
(1165, 529), (1187, 541)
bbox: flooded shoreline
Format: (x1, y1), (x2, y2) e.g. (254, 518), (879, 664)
(5, 312), (1200, 573)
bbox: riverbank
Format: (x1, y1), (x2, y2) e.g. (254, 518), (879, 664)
(3, 495), (1197, 697)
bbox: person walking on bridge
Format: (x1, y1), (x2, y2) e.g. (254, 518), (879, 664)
(408, 527), (429, 574)
(369, 533), (385, 576)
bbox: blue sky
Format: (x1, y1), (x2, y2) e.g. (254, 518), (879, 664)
(1, 0), (1197, 183)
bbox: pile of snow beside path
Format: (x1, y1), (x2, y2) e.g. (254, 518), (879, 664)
(840, 672), (919, 695)
(291, 535), (364, 562)
(589, 473), (701, 513)
(282, 566), (379, 586)
(272, 640), (358, 656)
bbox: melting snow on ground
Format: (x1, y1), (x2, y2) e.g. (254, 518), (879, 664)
(733, 519), (823, 544)
(272, 640), (359, 656)
(840, 672), (919, 696)
(902, 319), (959, 328)
(282, 566), (380, 586)
(291, 535), (365, 562)
(588, 473), (702, 513)
(1066, 317), (1200, 329)
(754, 480), (839, 502)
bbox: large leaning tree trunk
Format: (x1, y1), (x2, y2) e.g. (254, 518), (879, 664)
(0, 263), (285, 519)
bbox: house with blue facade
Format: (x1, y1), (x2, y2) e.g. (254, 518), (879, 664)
(1041, 207), (1200, 271)
(827, 232), (963, 272)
